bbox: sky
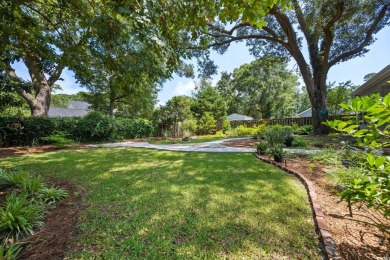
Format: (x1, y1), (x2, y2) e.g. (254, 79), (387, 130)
(12, 25), (390, 106)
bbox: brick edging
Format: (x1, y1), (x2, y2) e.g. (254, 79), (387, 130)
(254, 153), (341, 260)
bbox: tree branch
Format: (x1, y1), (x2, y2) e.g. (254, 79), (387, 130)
(329, 4), (388, 67)
(321, 0), (344, 56)
(4, 59), (35, 104)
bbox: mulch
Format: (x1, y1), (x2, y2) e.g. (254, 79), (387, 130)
(222, 138), (390, 260)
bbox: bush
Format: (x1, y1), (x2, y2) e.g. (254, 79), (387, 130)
(197, 113), (216, 135)
(293, 125), (313, 135)
(325, 93), (390, 218)
(42, 132), (75, 148)
(292, 137), (307, 147)
(181, 118), (197, 136)
(76, 112), (116, 141)
(233, 125), (257, 136)
(262, 125), (288, 146)
(17, 176), (44, 198)
(255, 140), (268, 155)
(116, 118), (154, 139)
(0, 193), (46, 241)
(222, 117), (231, 133)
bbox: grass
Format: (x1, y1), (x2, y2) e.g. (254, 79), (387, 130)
(290, 134), (356, 150)
(148, 136), (224, 145)
(0, 148), (321, 259)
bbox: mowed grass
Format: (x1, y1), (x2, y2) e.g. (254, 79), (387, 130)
(0, 148), (321, 259)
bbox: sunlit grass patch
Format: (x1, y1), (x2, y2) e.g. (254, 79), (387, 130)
(0, 148), (321, 259)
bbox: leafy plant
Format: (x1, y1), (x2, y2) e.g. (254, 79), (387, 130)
(293, 125), (313, 135)
(17, 176), (44, 198)
(42, 132), (74, 148)
(255, 141), (268, 155)
(324, 93), (390, 218)
(0, 170), (28, 190)
(0, 193), (46, 242)
(262, 125), (288, 146)
(267, 144), (285, 162)
(292, 137), (307, 148)
(0, 243), (23, 260)
(38, 186), (69, 204)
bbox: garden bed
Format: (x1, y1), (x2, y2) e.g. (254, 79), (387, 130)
(224, 138), (389, 259)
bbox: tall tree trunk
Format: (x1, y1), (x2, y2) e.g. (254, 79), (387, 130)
(109, 99), (115, 117)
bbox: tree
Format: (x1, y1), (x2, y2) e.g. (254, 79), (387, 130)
(215, 72), (242, 115)
(195, 0), (390, 134)
(327, 81), (358, 115)
(364, 73), (377, 82)
(229, 57), (299, 119)
(191, 84), (227, 122)
(0, 1), (186, 116)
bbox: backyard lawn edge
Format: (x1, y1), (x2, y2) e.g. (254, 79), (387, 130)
(254, 153), (341, 260)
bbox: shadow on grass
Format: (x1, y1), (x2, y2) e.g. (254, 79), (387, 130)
(0, 148), (322, 259)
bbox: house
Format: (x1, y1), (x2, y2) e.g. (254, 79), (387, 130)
(296, 108), (312, 118)
(352, 65), (390, 97)
(227, 113), (253, 121)
(48, 100), (91, 118)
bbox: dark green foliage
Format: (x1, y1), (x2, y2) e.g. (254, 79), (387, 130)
(116, 118), (155, 139)
(77, 112), (116, 141)
(255, 140), (268, 155)
(0, 113), (154, 147)
(292, 137), (307, 148)
(293, 125), (313, 135)
(42, 132), (75, 148)
(0, 193), (46, 242)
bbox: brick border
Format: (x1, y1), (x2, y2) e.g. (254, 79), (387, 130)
(254, 154), (341, 260)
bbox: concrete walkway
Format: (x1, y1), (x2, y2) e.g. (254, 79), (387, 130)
(88, 138), (320, 154)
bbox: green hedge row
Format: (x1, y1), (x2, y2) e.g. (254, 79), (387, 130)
(0, 112), (154, 147)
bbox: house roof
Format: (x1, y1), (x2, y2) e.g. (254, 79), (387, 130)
(352, 65), (390, 96)
(296, 108), (312, 118)
(227, 113), (253, 121)
(67, 100), (90, 110)
(48, 107), (90, 118)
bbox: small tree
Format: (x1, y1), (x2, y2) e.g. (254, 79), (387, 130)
(197, 112), (216, 135)
(325, 93), (390, 225)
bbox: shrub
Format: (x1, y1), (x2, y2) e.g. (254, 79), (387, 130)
(77, 112), (116, 141)
(262, 125), (288, 146)
(181, 118), (197, 136)
(116, 118), (154, 139)
(255, 140), (268, 155)
(233, 125), (257, 137)
(222, 117), (231, 133)
(267, 144), (285, 162)
(38, 186), (68, 204)
(42, 132), (74, 148)
(292, 137), (307, 147)
(293, 125), (313, 135)
(0, 193), (46, 242)
(325, 93), (390, 218)
(197, 113), (216, 135)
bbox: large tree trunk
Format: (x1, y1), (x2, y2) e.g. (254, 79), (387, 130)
(29, 83), (51, 116)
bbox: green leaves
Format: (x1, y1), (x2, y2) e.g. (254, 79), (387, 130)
(326, 93), (390, 217)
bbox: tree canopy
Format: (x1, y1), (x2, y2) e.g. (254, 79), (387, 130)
(192, 0), (390, 134)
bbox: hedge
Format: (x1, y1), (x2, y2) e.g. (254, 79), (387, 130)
(0, 112), (155, 147)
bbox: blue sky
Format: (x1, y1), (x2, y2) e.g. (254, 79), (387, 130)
(12, 26), (390, 106)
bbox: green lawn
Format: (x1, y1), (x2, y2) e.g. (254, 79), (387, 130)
(0, 149), (321, 259)
(148, 136), (224, 145)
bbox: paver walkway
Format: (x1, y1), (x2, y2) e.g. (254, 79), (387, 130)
(89, 138), (320, 154)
